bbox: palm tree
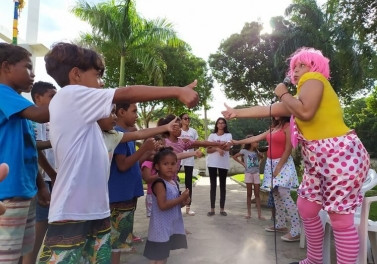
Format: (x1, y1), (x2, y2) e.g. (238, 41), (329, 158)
(72, 0), (183, 86)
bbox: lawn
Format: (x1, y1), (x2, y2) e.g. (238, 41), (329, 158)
(231, 173), (377, 221)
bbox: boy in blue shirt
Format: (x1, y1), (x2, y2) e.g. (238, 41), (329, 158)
(37, 42), (198, 264)
(0, 43), (50, 264)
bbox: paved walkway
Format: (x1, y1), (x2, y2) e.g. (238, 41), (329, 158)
(123, 177), (307, 264)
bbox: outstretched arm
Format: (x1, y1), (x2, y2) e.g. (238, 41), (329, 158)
(19, 105), (49, 123)
(114, 80), (198, 108)
(232, 130), (269, 146)
(222, 102), (290, 120)
(119, 118), (180, 143)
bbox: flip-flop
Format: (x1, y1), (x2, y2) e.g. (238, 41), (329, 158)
(207, 211), (215, 216)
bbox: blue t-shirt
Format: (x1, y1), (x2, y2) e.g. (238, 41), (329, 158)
(0, 84), (38, 199)
(108, 126), (144, 203)
(239, 149), (260, 174)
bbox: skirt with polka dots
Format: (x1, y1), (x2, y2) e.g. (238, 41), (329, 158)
(262, 156), (299, 190)
(298, 130), (370, 214)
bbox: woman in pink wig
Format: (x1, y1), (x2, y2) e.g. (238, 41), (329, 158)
(223, 47), (370, 264)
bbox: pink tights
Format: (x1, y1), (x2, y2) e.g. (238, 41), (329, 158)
(297, 197), (359, 264)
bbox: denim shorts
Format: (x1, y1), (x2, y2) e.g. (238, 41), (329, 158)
(36, 181), (52, 222)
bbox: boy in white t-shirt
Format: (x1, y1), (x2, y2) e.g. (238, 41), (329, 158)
(37, 42), (199, 264)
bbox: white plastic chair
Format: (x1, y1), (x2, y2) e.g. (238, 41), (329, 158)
(299, 169), (377, 264)
(322, 168), (377, 264)
(360, 196), (377, 264)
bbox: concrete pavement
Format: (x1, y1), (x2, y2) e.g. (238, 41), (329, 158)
(122, 177), (307, 264)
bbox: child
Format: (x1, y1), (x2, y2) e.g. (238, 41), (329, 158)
(141, 137), (203, 218)
(38, 42), (199, 263)
(23, 81), (57, 264)
(143, 147), (190, 263)
(232, 135), (264, 220)
(0, 43), (50, 264)
(222, 47), (370, 264)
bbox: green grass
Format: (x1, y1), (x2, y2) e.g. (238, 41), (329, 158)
(231, 174), (377, 221)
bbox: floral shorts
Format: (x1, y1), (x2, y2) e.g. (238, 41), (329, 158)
(298, 131), (370, 214)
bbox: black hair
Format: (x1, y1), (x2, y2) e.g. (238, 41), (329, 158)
(0, 43), (31, 65)
(153, 147), (177, 170)
(179, 113), (188, 119)
(213, 117), (229, 133)
(157, 114), (179, 137)
(115, 102), (131, 114)
(44, 42), (105, 87)
(272, 116), (290, 127)
(31, 81), (57, 103)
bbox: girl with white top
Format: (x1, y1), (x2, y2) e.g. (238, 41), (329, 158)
(179, 113), (199, 216)
(206, 118), (232, 216)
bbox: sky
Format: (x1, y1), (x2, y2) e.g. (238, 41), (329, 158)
(0, 0), (295, 121)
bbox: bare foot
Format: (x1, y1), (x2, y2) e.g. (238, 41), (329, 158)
(244, 215), (251, 219)
(258, 216), (266, 220)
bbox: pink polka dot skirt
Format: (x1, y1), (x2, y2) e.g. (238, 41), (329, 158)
(298, 131), (370, 214)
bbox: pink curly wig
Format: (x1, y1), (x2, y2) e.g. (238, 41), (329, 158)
(287, 47), (330, 85)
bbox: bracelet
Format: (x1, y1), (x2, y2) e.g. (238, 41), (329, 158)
(279, 92), (290, 100)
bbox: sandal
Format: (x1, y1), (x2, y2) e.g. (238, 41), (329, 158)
(207, 211), (215, 216)
(132, 235), (143, 243)
(220, 211), (227, 216)
(264, 226), (288, 232)
(281, 233), (300, 242)
(186, 207), (196, 216)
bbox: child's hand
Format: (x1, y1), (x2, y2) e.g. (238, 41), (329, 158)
(178, 80), (199, 108)
(222, 103), (237, 119)
(194, 150), (203, 158)
(142, 138), (156, 152)
(0, 163), (9, 215)
(181, 188), (190, 200)
(167, 117), (181, 134)
(0, 163), (9, 182)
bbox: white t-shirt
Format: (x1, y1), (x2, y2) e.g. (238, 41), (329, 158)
(206, 132), (232, 170)
(103, 130), (124, 163)
(34, 122), (55, 181)
(49, 85), (115, 222)
(180, 127), (198, 166)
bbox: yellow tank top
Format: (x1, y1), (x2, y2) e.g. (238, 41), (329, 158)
(295, 72), (350, 140)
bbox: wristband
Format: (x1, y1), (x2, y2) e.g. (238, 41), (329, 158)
(279, 92), (290, 100)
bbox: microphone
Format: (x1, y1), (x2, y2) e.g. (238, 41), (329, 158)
(283, 76), (291, 86)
